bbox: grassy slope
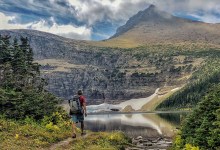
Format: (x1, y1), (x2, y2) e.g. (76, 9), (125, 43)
(56, 132), (130, 150)
(140, 87), (179, 111)
(156, 58), (220, 110)
(128, 44), (219, 111)
(0, 116), (71, 149)
(0, 117), (130, 150)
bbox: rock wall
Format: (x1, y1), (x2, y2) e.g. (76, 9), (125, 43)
(0, 30), (199, 104)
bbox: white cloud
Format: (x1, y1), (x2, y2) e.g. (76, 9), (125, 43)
(67, 0), (220, 25)
(0, 13), (28, 29)
(189, 14), (220, 24)
(0, 12), (91, 40)
(1, 0), (220, 40)
(68, 0), (150, 25)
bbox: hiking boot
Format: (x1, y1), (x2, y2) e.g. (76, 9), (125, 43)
(81, 132), (86, 136)
(72, 133), (76, 138)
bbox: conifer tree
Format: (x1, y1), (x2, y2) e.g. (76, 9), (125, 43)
(179, 85), (220, 149)
(0, 35), (60, 120)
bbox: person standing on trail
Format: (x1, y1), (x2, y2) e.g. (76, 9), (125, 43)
(69, 90), (87, 138)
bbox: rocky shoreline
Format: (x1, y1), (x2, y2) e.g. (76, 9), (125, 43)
(126, 136), (173, 150)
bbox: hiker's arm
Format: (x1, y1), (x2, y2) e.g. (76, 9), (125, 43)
(83, 102), (87, 116)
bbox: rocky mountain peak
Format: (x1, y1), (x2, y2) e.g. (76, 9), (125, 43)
(111, 5), (172, 38)
(143, 4), (157, 13)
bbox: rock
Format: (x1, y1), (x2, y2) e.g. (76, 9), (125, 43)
(136, 136), (143, 140)
(152, 137), (162, 143)
(142, 139), (150, 143)
(166, 141), (173, 145)
(143, 142), (153, 146)
(157, 140), (165, 145)
(122, 105), (135, 112)
(132, 138), (140, 145)
(128, 136), (172, 150)
(136, 143), (144, 147)
(126, 147), (144, 150)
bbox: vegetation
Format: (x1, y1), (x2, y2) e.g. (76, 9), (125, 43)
(0, 35), (71, 149)
(59, 131), (130, 150)
(0, 35), (130, 149)
(172, 84), (220, 150)
(0, 111), (71, 149)
(157, 59), (220, 110)
(0, 35), (60, 120)
(0, 113), (130, 149)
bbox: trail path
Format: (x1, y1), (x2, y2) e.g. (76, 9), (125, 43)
(49, 133), (90, 150)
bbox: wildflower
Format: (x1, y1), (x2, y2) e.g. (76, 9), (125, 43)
(15, 134), (19, 139)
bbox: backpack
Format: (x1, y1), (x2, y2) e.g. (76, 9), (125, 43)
(69, 95), (83, 115)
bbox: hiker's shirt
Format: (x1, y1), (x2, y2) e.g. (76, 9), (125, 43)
(79, 96), (86, 107)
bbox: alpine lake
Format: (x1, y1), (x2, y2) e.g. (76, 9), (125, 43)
(82, 111), (188, 138)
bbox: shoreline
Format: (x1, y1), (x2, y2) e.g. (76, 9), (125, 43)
(87, 110), (190, 115)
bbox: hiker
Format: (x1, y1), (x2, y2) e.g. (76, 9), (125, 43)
(69, 90), (87, 138)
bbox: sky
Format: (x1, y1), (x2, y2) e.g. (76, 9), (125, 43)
(0, 0), (220, 41)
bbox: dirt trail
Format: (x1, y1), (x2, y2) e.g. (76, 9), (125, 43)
(49, 133), (90, 150)
(49, 138), (73, 150)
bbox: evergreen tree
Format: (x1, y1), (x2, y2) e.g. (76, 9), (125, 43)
(179, 84), (220, 149)
(0, 35), (60, 120)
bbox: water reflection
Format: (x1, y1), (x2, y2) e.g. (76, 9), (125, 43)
(84, 113), (185, 138)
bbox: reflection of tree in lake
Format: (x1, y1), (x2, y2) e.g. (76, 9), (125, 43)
(158, 112), (188, 127)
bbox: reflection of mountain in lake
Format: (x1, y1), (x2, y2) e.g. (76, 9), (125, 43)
(84, 113), (179, 138)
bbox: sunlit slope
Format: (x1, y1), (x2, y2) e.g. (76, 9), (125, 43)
(92, 5), (220, 48)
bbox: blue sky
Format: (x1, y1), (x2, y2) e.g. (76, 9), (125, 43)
(0, 0), (220, 41)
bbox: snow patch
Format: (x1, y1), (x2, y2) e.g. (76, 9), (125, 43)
(87, 88), (160, 112)
(87, 103), (121, 113)
(118, 88), (160, 110)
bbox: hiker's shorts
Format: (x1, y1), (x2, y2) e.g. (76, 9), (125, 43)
(71, 114), (84, 123)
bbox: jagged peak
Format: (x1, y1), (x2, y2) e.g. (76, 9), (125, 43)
(146, 4), (156, 12)
(110, 5), (172, 39)
(141, 4), (171, 19)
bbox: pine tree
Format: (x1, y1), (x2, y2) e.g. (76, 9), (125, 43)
(180, 85), (220, 149)
(0, 35), (60, 120)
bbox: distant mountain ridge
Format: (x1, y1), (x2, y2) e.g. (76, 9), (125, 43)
(96, 5), (220, 48)
(111, 5), (179, 38)
(0, 29), (88, 60)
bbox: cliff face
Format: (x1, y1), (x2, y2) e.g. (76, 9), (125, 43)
(0, 29), (202, 104)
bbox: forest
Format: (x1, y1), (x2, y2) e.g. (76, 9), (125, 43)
(172, 84), (220, 150)
(157, 59), (220, 110)
(0, 35), (129, 150)
(0, 35), (60, 119)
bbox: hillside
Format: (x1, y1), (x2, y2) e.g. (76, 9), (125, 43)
(157, 58), (220, 110)
(1, 5), (220, 107)
(94, 5), (220, 48)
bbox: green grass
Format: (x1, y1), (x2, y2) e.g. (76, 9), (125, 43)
(0, 115), (130, 150)
(0, 115), (72, 150)
(58, 131), (130, 150)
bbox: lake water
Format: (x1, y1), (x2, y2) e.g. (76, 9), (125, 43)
(83, 112), (187, 138)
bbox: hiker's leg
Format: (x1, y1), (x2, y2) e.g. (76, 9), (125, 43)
(81, 121), (84, 133)
(72, 122), (76, 134)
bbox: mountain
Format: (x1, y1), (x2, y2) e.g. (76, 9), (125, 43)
(111, 5), (175, 38)
(0, 29), (163, 104)
(1, 5), (220, 108)
(0, 29), (87, 60)
(95, 5), (220, 48)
